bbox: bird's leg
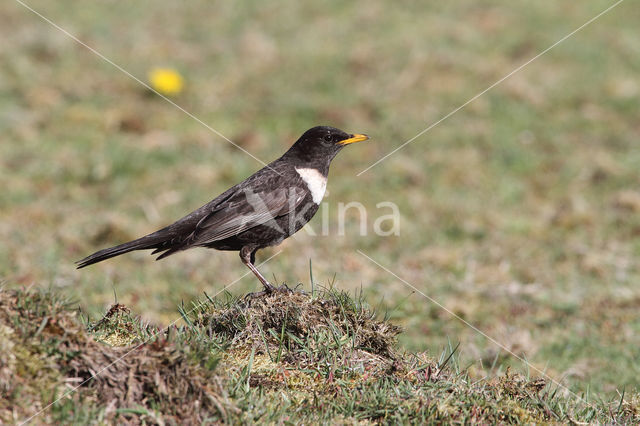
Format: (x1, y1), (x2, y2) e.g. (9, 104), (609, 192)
(240, 246), (276, 293)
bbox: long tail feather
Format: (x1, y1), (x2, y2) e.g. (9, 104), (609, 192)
(76, 236), (162, 268)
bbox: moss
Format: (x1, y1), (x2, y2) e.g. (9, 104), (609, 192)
(88, 303), (140, 347)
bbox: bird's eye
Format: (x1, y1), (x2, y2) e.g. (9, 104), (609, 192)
(323, 134), (333, 142)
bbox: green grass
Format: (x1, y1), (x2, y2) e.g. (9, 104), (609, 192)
(3, 286), (638, 423)
(1, 0), (640, 420)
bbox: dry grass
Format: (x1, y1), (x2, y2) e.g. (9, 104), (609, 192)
(0, 288), (233, 424)
(195, 289), (400, 358)
(194, 289), (403, 395)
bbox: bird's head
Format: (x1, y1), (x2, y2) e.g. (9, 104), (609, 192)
(285, 126), (369, 167)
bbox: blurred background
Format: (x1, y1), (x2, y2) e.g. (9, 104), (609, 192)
(1, 0), (638, 397)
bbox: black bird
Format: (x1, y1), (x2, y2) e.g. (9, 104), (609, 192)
(77, 126), (369, 292)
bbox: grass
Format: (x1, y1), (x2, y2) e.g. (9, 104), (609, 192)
(3, 285), (639, 424)
(1, 0), (640, 420)
(0, 287), (231, 423)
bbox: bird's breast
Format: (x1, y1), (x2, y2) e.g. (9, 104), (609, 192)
(295, 167), (327, 204)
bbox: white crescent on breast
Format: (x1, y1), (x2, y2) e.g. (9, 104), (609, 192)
(295, 167), (327, 204)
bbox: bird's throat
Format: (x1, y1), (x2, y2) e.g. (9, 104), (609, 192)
(295, 168), (327, 204)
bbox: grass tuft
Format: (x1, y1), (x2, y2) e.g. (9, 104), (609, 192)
(0, 287), (232, 424)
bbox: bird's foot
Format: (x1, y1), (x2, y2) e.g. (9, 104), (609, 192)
(242, 290), (268, 301)
(276, 282), (293, 293)
(242, 282), (276, 302)
(242, 282), (297, 303)
(263, 281), (277, 293)
(273, 282), (306, 294)
(262, 281), (296, 294)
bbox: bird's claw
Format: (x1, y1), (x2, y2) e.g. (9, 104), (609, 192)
(276, 282), (293, 293)
(242, 282), (295, 303)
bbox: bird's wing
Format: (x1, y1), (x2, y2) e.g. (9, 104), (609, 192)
(189, 183), (308, 245)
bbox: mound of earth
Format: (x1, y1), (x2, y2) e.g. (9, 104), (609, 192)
(192, 289), (407, 392)
(0, 289), (232, 424)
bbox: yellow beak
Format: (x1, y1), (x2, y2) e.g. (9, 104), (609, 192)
(339, 133), (369, 145)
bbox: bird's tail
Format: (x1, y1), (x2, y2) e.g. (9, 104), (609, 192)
(76, 234), (164, 269)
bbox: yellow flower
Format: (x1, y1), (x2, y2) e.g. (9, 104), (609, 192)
(148, 68), (184, 96)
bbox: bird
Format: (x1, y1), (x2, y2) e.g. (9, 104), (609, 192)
(76, 126), (369, 293)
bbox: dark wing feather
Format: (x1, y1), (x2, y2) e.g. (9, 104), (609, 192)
(153, 170), (307, 258)
(191, 185), (307, 245)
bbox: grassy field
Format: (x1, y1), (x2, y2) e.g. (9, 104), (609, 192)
(1, 0), (639, 421)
